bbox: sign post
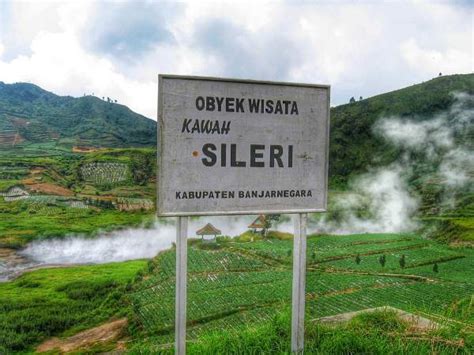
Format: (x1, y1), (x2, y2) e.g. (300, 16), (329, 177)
(291, 213), (307, 353)
(175, 216), (188, 355)
(157, 75), (329, 354)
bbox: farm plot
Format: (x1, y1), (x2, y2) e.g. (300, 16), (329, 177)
(308, 237), (428, 262)
(397, 249), (474, 282)
(307, 279), (474, 321)
(115, 197), (153, 211)
(231, 239), (294, 262)
(130, 233), (473, 348)
(0, 166), (29, 179)
(233, 233), (427, 264)
(80, 162), (129, 185)
(324, 244), (465, 272)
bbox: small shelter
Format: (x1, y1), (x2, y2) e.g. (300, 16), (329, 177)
(196, 223), (222, 243)
(248, 215), (267, 234)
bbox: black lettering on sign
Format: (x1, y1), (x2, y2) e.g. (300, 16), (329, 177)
(270, 145), (284, 167)
(196, 96), (205, 111)
(202, 143), (217, 166)
(250, 144), (265, 167)
(226, 97), (235, 112)
(216, 97), (224, 111)
(230, 144), (246, 167)
(181, 118), (191, 133)
(236, 98), (245, 112)
(248, 98), (260, 113)
(196, 96), (299, 115)
(206, 97), (215, 111)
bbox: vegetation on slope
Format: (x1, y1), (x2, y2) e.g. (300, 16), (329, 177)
(329, 73), (474, 183)
(0, 82), (156, 148)
(126, 233), (473, 352)
(0, 260), (146, 353)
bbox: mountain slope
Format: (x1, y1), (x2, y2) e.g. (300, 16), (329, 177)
(329, 73), (474, 183)
(0, 82), (156, 148)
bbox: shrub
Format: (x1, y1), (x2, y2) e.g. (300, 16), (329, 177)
(399, 254), (406, 268)
(378, 254), (386, 267)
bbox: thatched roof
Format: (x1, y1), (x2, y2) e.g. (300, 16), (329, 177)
(196, 223), (222, 236)
(248, 215), (266, 229)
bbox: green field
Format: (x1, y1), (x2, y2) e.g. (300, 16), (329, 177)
(0, 75), (473, 353)
(1, 232), (472, 353)
(126, 232), (473, 353)
(0, 260), (146, 353)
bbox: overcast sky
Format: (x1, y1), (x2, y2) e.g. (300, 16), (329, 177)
(0, 0), (472, 119)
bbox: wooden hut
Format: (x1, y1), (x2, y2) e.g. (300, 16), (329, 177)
(248, 215), (267, 234)
(196, 223), (222, 243)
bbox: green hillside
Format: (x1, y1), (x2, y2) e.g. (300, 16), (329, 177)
(330, 73), (474, 182)
(0, 82), (156, 149)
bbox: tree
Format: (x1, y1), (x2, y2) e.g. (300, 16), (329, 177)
(378, 254), (386, 267)
(439, 72), (442, 76)
(399, 254), (406, 269)
(359, 96), (363, 101)
(349, 97), (356, 103)
(131, 152), (153, 185)
(263, 214), (280, 236)
(355, 254), (361, 265)
(433, 263), (439, 273)
(312, 250), (316, 260)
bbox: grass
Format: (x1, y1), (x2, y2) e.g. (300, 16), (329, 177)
(0, 198), (154, 248)
(0, 260), (146, 353)
(0, 232), (472, 353)
(130, 308), (471, 354)
(127, 232), (474, 353)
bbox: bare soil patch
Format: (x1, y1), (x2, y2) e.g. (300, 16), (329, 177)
(72, 146), (101, 153)
(314, 306), (441, 331)
(25, 183), (74, 196)
(37, 318), (128, 353)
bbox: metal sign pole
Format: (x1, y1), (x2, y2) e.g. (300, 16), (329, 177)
(175, 216), (188, 355)
(291, 213), (307, 353)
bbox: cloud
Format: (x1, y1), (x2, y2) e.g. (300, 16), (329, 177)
(81, 1), (182, 63)
(0, 30), (157, 119)
(401, 38), (472, 76)
(0, 0), (471, 118)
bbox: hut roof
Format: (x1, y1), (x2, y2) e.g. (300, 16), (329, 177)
(248, 215), (266, 229)
(196, 223), (222, 236)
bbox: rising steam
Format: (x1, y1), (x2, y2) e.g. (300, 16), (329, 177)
(5, 93), (472, 276)
(316, 92), (473, 234)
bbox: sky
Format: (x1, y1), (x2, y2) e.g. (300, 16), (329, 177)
(0, 0), (472, 119)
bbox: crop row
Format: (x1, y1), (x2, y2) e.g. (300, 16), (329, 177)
(324, 245), (464, 271)
(232, 237), (428, 263)
(80, 162), (129, 185)
(307, 280), (474, 320)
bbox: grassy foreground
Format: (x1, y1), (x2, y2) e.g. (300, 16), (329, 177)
(0, 260), (146, 353)
(183, 309), (471, 354)
(0, 232), (473, 353)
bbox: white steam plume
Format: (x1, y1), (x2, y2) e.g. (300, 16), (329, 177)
(317, 92), (473, 234)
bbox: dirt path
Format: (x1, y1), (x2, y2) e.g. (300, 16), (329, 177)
(314, 306), (441, 331)
(36, 318), (128, 353)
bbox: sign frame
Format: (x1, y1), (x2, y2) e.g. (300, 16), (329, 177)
(157, 74), (330, 217)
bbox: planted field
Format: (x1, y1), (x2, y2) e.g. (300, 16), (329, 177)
(80, 162), (129, 185)
(324, 244), (465, 272)
(129, 233), (474, 350)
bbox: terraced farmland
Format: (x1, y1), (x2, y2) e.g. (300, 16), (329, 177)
(80, 162), (129, 185)
(129, 233), (474, 350)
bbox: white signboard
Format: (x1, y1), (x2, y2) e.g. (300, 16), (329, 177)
(157, 75), (330, 216)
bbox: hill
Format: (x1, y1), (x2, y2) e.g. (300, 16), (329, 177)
(329, 73), (474, 183)
(0, 82), (156, 149)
